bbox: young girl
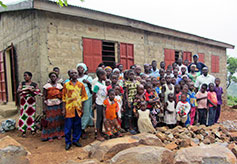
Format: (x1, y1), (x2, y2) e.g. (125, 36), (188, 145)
(214, 78), (223, 123)
(145, 83), (160, 127)
(114, 85), (123, 125)
(157, 93), (165, 126)
(174, 84), (182, 105)
(136, 101), (156, 134)
(103, 89), (123, 139)
(162, 75), (174, 103)
(188, 82), (197, 125)
(176, 93), (191, 127)
(196, 84), (208, 125)
(151, 77), (161, 97)
(207, 83), (218, 126)
(164, 93), (176, 129)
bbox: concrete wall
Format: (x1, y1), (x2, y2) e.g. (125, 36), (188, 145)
(0, 10), (228, 106)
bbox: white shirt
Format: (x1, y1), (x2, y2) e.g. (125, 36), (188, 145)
(177, 64), (188, 74)
(93, 81), (107, 105)
(195, 74), (215, 89)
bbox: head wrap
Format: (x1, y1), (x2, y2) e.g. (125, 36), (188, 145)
(48, 71), (58, 78)
(76, 63), (87, 73)
(190, 64), (196, 68)
(113, 68), (120, 73)
(105, 66), (112, 71)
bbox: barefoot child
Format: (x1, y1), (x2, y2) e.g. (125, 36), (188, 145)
(176, 93), (191, 127)
(93, 69), (107, 141)
(136, 101), (156, 134)
(196, 84), (208, 125)
(207, 83), (218, 126)
(214, 78), (223, 123)
(103, 89), (123, 139)
(164, 93), (176, 129)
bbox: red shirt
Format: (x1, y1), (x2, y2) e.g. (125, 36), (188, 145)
(145, 91), (155, 109)
(207, 91), (218, 107)
(107, 85), (124, 94)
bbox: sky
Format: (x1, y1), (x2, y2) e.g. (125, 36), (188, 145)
(2, 0), (237, 57)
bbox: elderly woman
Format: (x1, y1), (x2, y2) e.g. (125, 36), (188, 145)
(77, 63), (93, 139)
(17, 72), (41, 137)
(42, 72), (64, 141)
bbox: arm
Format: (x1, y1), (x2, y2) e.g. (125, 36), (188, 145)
(103, 106), (106, 122)
(162, 85), (166, 93)
(196, 96), (207, 101)
(42, 88), (47, 114)
(17, 83), (23, 94)
(62, 84), (66, 117)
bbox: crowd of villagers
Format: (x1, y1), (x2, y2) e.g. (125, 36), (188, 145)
(17, 54), (223, 150)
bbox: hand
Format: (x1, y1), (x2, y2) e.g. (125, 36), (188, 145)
(83, 79), (89, 84)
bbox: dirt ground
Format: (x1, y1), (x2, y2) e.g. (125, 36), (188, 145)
(0, 107), (236, 164)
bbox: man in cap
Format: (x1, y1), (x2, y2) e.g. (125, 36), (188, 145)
(188, 54), (206, 73)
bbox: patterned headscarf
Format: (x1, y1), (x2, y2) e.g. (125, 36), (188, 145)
(105, 66), (112, 71)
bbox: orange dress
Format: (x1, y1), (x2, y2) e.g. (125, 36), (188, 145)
(103, 98), (119, 120)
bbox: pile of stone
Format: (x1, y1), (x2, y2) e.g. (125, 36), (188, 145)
(156, 124), (237, 151)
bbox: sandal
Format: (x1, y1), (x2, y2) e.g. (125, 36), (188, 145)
(22, 132), (26, 138)
(31, 130), (36, 135)
(97, 136), (105, 141)
(48, 138), (53, 142)
(57, 136), (62, 140)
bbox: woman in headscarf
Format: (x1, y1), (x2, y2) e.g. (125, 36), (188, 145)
(105, 66), (112, 79)
(42, 72), (64, 141)
(77, 63), (93, 139)
(17, 72), (41, 137)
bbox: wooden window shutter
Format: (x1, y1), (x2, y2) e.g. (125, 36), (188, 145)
(183, 51), (192, 64)
(164, 49), (175, 69)
(83, 38), (102, 73)
(211, 55), (219, 73)
(198, 53), (205, 63)
(120, 43), (134, 69)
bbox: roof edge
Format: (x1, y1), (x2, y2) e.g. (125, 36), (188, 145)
(0, 0), (33, 13)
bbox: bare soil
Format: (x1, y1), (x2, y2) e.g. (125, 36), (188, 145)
(0, 107), (236, 164)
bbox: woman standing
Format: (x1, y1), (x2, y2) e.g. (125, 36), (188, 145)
(77, 63), (93, 139)
(188, 64), (200, 83)
(17, 72), (41, 137)
(42, 72), (64, 141)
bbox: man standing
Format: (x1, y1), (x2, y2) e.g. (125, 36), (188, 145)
(188, 54), (206, 73)
(150, 60), (160, 79)
(62, 69), (88, 150)
(195, 67), (215, 90)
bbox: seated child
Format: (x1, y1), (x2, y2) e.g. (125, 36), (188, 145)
(136, 101), (156, 134)
(164, 93), (177, 129)
(176, 93), (191, 127)
(196, 84), (208, 125)
(207, 83), (218, 126)
(103, 89), (123, 138)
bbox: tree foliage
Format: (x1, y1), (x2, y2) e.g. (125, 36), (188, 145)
(0, 1), (7, 8)
(227, 56), (237, 89)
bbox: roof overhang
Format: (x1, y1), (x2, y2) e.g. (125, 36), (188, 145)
(0, 0), (235, 49)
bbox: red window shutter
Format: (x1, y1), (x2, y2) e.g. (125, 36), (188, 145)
(183, 51), (192, 64)
(83, 38), (102, 72)
(164, 49), (175, 69)
(0, 51), (6, 102)
(198, 53), (205, 63)
(211, 55), (219, 73)
(120, 43), (134, 69)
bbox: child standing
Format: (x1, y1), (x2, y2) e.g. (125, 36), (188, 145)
(174, 84), (182, 105)
(93, 69), (107, 141)
(103, 89), (123, 139)
(207, 83), (218, 126)
(136, 101), (156, 134)
(164, 93), (176, 129)
(124, 70), (140, 134)
(188, 82), (197, 125)
(196, 84), (208, 125)
(214, 78), (223, 123)
(114, 85), (123, 125)
(176, 93), (191, 127)
(162, 75), (174, 103)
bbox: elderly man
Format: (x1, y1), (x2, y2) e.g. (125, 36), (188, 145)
(188, 54), (206, 73)
(62, 69), (88, 150)
(195, 67), (215, 89)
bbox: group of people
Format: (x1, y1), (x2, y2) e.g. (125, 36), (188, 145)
(17, 54), (223, 150)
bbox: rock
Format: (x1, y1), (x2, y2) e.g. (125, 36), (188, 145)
(174, 144), (236, 164)
(62, 159), (100, 164)
(180, 138), (192, 148)
(228, 143), (237, 158)
(203, 138), (211, 144)
(157, 126), (168, 133)
(205, 135), (216, 144)
(196, 134), (204, 141)
(189, 125), (199, 133)
(165, 141), (178, 150)
(156, 132), (167, 141)
(0, 146), (30, 164)
(229, 132), (237, 141)
(84, 133), (162, 161)
(131, 133), (163, 147)
(192, 138), (200, 145)
(167, 133), (174, 140)
(110, 146), (175, 164)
